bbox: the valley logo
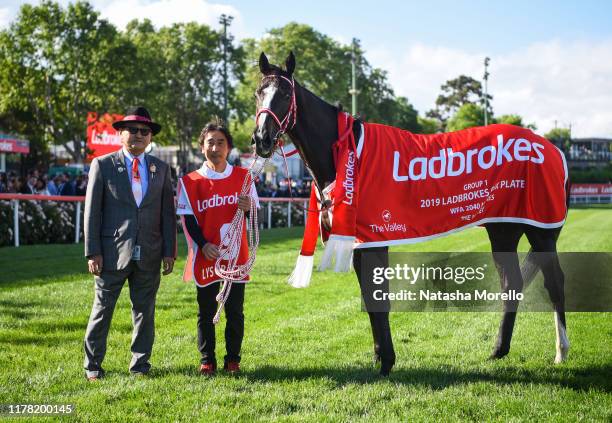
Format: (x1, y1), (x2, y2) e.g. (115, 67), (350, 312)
(370, 209), (406, 234)
(382, 210), (392, 222)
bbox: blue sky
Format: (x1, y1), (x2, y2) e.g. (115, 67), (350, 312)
(230, 0), (612, 54)
(2, 0), (612, 137)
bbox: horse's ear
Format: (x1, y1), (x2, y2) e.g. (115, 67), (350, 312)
(259, 52), (271, 74)
(285, 51), (296, 76)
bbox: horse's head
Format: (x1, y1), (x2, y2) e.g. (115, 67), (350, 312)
(252, 51), (297, 158)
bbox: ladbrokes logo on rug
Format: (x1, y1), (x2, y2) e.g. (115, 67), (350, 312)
(197, 193), (239, 212)
(342, 151), (356, 205)
(392, 134), (546, 182)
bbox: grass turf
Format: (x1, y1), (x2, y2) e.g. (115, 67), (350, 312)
(0, 207), (610, 421)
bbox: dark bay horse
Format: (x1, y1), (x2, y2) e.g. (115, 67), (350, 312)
(251, 51), (570, 375)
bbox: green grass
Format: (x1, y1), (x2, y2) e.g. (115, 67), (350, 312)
(0, 208), (611, 421)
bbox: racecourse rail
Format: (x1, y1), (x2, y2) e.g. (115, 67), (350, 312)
(0, 193), (309, 247)
(2, 184), (611, 247)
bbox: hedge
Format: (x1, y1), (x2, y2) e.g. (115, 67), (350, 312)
(0, 200), (81, 247)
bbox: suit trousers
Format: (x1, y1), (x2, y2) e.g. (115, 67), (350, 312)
(197, 282), (245, 366)
(83, 261), (161, 377)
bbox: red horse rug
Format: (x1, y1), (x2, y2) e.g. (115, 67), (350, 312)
(289, 113), (568, 287)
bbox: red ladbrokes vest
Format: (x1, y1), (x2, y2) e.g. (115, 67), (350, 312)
(181, 167), (250, 287)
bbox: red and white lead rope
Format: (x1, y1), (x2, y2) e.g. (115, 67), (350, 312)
(211, 74), (302, 322)
(212, 157), (268, 324)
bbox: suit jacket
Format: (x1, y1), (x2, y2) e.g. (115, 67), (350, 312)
(58, 181), (75, 196)
(20, 184), (34, 194)
(84, 149), (177, 271)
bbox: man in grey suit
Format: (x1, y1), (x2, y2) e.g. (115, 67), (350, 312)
(83, 106), (176, 380)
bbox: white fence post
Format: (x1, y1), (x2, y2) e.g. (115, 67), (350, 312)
(75, 201), (82, 243)
(303, 201), (307, 223)
(267, 202), (272, 229)
(12, 199), (19, 247)
(287, 202), (292, 228)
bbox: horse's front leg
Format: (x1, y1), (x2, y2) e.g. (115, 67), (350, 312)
(353, 247), (396, 375)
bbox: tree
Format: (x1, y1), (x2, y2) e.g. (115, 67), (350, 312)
(125, 20), (246, 169)
(235, 23), (421, 148)
(372, 96), (420, 133)
(495, 114), (537, 130)
(427, 75), (493, 128)
(544, 127), (571, 150)
(416, 116), (442, 134)
(446, 103), (485, 132)
(0, 1), (135, 163)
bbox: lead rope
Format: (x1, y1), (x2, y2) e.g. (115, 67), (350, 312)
(212, 157), (268, 324)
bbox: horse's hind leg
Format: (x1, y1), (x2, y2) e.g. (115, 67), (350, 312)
(486, 223), (524, 359)
(369, 311), (395, 375)
(525, 227), (569, 363)
(520, 249), (540, 291)
(366, 313), (382, 363)
(353, 247), (396, 376)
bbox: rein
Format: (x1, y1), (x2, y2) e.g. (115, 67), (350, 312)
(253, 74), (353, 214)
(214, 74), (298, 313)
(274, 123), (354, 213)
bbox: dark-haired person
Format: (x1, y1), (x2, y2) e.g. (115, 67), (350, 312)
(48, 175), (61, 195)
(58, 173), (75, 196)
(75, 174), (88, 196)
(83, 106), (176, 380)
(34, 178), (49, 195)
(0, 172), (7, 193)
(17, 174), (36, 194)
(177, 121), (259, 375)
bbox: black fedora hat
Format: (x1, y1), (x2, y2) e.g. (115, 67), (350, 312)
(112, 106), (162, 135)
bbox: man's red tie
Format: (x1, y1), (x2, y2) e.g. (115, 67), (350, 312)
(131, 157), (143, 206)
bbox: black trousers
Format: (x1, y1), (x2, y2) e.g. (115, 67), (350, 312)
(196, 282), (245, 365)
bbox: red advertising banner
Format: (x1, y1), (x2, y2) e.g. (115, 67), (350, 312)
(86, 112), (124, 160)
(570, 184), (612, 197)
(0, 134), (30, 154)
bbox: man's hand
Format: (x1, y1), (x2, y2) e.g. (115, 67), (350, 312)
(88, 255), (103, 276)
(238, 195), (252, 212)
(162, 257), (175, 275)
(202, 243), (220, 260)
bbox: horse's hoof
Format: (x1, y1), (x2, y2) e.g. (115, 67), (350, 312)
(373, 353), (381, 365)
(379, 364), (392, 377)
(489, 348), (509, 360)
(379, 358), (395, 376)
(554, 345), (569, 364)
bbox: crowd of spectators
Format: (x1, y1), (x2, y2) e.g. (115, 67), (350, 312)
(1, 168), (311, 199)
(568, 145), (612, 162)
(254, 179), (311, 198)
(0, 170), (88, 196)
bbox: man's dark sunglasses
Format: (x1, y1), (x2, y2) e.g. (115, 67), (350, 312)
(124, 126), (151, 136)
